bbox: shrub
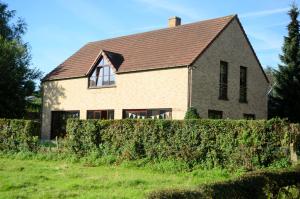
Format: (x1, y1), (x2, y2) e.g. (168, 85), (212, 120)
(0, 119), (40, 152)
(184, 107), (200, 119)
(66, 118), (300, 170)
(148, 167), (300, 199)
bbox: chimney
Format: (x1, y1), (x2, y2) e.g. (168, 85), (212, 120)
(168, 16), (181, 27)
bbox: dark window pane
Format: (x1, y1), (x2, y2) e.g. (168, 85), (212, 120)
(208, 110), (223, 119)
(240, 66), (247, 102)
(87, 111), (93, 119)
(94, 111), (101, 119)
(86, 110), (114, 120)
(219, 61), (228, 100)
(244, 114), (255, 120)
(51, 111), (80, 139)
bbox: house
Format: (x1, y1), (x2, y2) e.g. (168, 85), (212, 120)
(41, 15), (269, 139)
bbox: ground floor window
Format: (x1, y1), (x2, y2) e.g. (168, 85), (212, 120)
(87, 110), (114, 120)
(51, 111), (79, 139)
(208, 110), (223, 119)
(243, 113), (255, 120)
(123, 109), (172, 119)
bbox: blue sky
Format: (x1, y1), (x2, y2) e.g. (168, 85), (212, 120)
(7, 0), (299, 75)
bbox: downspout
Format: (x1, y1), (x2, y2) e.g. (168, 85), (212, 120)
(187, 65), (192, 108)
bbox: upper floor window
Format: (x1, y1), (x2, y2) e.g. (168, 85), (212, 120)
(219, 61), (228, 100)
(89, 58), (115, 88)
(240, 66), (247, 103)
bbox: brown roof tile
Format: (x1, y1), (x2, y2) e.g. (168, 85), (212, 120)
(44, 15), (236, 81)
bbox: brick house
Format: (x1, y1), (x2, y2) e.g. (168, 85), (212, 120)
(41, 15), (269, 139)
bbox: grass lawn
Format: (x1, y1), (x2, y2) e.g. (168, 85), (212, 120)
(0, 157), (239, 199)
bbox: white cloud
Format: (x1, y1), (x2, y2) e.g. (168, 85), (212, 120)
(240, 7), (289, 18)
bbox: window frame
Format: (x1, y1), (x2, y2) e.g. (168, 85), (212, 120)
(88, 57), (116, 89)
(239, 66), (248, 103)
(219, 61), (229, 100)
(86, 110), (114, 120)
(122, 108), (172, 119)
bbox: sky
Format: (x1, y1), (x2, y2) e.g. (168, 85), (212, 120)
(6, 0), (299, 76)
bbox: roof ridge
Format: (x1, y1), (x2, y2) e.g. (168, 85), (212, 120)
(89, 14), (236, 45)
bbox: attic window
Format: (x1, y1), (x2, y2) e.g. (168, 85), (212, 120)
(89, 58), (115, 88)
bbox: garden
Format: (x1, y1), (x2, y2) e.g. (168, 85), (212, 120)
(0, 118), (299, 198)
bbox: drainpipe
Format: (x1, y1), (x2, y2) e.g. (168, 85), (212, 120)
(187, 65), (192, 108)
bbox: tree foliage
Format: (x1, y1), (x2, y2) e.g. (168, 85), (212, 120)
(0, 2), (41, 118)
(184, 107), (200, 119)
(270, 4), (300, 122)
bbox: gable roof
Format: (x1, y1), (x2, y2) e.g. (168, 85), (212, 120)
(44, 15), (238, 81)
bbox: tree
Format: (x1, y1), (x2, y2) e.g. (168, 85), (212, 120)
(271, 4), (300, 122)
(184, 107), (200, 119)
(0, 2), (41, 118)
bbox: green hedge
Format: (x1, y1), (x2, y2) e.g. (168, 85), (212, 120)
(66, 118), (300, 170)
(148, 167), (300, 199)
(0, 119), (40, 152)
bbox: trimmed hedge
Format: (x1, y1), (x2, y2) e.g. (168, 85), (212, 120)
(66, 118), (300, 170)
(148, 167), (300, 199)
(0, 119), (40, 152)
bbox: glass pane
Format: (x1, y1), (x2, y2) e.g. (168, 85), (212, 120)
(110, 74), (115, 85)
(87, 111), (93, 119)
(125, 110), (147, 119)
(89, 77), (96, 87)
(108, 110), (114, 119)
(103, 75), (109, 85)
(94, 112), (101, 119)
(103, 66), (109, 76)
(99, 67), (103, 76)
(97, 77), (103, 86)
(110, 67), (114, 75)
(100, 111), (108, 119)
(99, 58), (104, 66)
(91, 69), (97, 77)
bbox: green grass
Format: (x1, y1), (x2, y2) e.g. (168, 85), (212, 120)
(0, 157), (240, 199)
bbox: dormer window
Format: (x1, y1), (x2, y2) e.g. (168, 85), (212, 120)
(89, 58), (115, 88)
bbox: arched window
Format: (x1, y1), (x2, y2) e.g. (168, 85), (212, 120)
(89, 58), (115, 88)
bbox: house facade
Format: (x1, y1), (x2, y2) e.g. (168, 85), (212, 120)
(41, 15), (269, 139)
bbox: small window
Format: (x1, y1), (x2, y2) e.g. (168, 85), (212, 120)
(219, 61), (228, 100)
(240, 66), (247, 103)
(123, 109), (172, 119)
(243, 114), (255, 120)
(89, 58), (115, 88)
(87, 110), (114, 120)
(208, 110), (223, 119)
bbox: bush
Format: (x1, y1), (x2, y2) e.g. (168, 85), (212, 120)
(0, 118), (40, 152)
(148, 167), (300, 199)
(184, 107), (200, 119)
(66, 118), (300, 170)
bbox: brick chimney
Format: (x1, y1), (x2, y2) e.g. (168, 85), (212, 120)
(168, 16), (181, 27)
